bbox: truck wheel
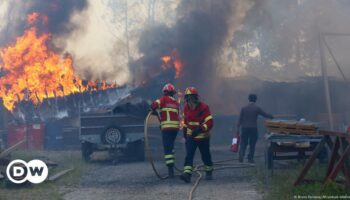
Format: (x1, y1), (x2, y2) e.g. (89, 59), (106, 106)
(102, 126), (124, 145)
(82, 142), (93, 162)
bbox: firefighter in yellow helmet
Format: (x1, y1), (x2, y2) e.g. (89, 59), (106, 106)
(180, 87), (214, 183)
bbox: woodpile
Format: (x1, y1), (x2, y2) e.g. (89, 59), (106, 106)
(0, 140), (26, 185)
(0, 139), (26, 159)
(265, 120), (319, 135)
(47, 168), (74, 181)
(0, 140), (73, 185)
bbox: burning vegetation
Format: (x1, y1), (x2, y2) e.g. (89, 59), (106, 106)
(0, 12), (115, 112)
(161, 49), (183, 79)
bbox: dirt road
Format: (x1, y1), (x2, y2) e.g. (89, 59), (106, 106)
(64, 144), (264, 200)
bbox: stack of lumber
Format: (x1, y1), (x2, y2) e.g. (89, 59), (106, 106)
(265, 120), (318, 135)
(0, 140), (26, 183)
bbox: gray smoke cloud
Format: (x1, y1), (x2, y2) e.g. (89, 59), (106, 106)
(132, 0), (235, 96)
(175, 0), (234, 91)
(0, 0), (176, 86)
(132, 0), (350, 116)
(27, 0), (87, 35)
(2, 0), (350, 115)
(232, 0), (350, 80)
(0, 0), (87, 45)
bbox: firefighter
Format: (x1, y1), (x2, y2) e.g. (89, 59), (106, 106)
(180, 87), (214, 183)
(150, 83), (180, 178)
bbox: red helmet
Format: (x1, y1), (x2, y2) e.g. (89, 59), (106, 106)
(184, 87), (198, 96)
(162, 83), (176, 94)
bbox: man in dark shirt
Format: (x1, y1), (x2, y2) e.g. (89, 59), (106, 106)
(237, 94), (273, 163)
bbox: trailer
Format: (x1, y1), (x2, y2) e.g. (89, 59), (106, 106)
(79, 99), (149, 163)
(264, 120), (325, 172)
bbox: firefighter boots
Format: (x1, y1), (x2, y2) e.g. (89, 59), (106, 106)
(180, 173), (191, 183)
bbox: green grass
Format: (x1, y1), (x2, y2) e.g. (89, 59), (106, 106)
(0, 151), (88, 200)
(252, 161), (350, 200)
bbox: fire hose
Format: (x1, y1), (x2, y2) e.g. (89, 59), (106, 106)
(144, 112), (256, 200)
(144, 112), (182, 179)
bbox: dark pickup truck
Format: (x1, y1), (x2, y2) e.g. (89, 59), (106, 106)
(79, 99), (149, 163)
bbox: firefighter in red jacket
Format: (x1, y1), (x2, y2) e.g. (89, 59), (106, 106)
(180, 87), (214, 183)
(150, 83), (180, 178)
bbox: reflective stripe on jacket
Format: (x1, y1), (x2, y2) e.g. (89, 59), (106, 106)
(151, 95), (180, 131)
(184, 102), (213, 140)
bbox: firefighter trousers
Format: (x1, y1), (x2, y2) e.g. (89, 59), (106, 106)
(162, 130), (178, 167)
(183, 137), (213, 174)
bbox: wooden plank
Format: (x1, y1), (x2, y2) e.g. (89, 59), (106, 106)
(267, 129), (318, 135)
(325, 135), (334, 150)
(319, 130), (348, 138)
(266, 125), (317, 130)
(324, 137), (340, 181)
(327, 145), (350, 181)
(0, 139), (26, 159)
(266, 120), (318, 136)
(47, 168), (74, 181)
(294, 136), (327, 186)
(340, 138), (350, 187)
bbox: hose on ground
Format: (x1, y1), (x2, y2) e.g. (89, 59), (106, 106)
(144, 112), (169, 179)
(144, 112), (182, 179)
(188, 162), (255, 200)
(144, 112), (256, 200)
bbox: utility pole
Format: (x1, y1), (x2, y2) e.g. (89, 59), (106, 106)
(148, 0), (156, 24)
(125, 0), (130, 63)
(319, 32), (334, 130)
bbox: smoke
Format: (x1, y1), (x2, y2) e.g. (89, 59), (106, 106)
(55, 0), (179, 85)
(0, 0), (180, 87)
(0, 0), (132, 85)
(132, 0), (262, 113)
(0, 0), (87, 45)
(129, 24), (175, 85)
(133, 0), (238, 95)
(2, 0), (350, 115)
(55, 0), (131, 84)
(175, 0), (234, 91)
(129, 0), (350, 85)
(27, 0), (87, 35)
(229, 0), (350, 81)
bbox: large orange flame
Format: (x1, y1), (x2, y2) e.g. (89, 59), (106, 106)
(0, 13), (115, 111)
(161, 49), (183, 79)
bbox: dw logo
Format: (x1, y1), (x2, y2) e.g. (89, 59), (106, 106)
(6, 159), (48, 184)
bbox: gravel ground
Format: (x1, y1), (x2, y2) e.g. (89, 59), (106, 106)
(64, 141), (264, 200)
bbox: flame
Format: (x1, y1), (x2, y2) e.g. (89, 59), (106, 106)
(172, 49), (183, 78)
(27, 12), (48, 25)
(0, 13), (115, 111)
(161, 55), (171, 70)
(161, 49), (183, 79)
(27, 12), (40, 25)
